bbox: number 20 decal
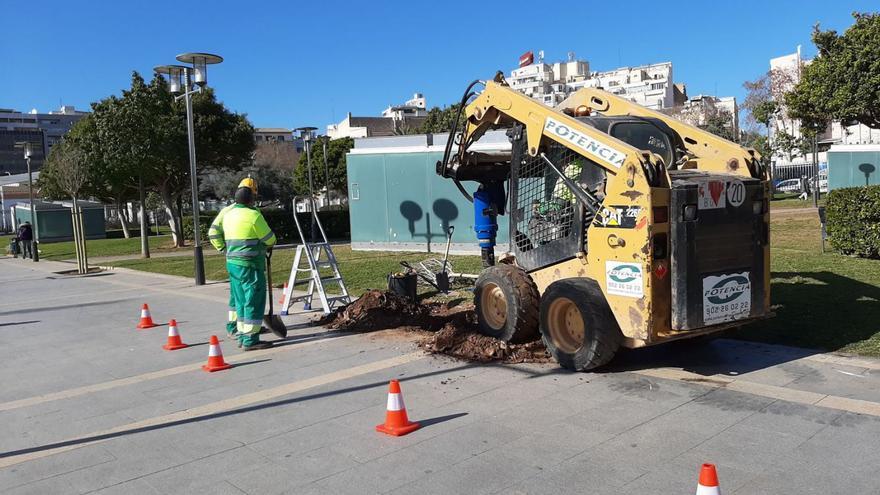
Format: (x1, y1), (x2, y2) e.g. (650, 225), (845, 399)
(727, 180), (745, 208)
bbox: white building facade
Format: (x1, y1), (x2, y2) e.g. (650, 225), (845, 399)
(508, 55), (676, 110)
(328, 93), (428, 139)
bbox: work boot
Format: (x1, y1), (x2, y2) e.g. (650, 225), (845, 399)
(243, 341), (273, 351)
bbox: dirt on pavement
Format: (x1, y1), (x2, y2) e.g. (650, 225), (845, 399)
(320, 290), (551, 364)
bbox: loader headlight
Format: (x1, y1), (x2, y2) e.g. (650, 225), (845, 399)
(682, 204), (698, 221)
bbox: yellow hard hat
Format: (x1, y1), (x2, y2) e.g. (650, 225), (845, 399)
(238, 177), (257, 193)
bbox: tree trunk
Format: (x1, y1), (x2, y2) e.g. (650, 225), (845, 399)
(139, 176), (151, 258)
(77, 201), (89, 274)
(117, 198), (131, 239)
(159, 183), (184, 247)
(71, 197), (81, 272)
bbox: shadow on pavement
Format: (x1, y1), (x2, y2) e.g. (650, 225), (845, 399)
(416, 412), (468, 428)
(0, 298), (140, 317)
(0, 320), (40, 327)
(0, 363), (481, 459)
(603, 338), (817, 377)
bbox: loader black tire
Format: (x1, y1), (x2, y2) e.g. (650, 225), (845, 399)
(473, 264), (540, 343)
(539, 278), (622, 371)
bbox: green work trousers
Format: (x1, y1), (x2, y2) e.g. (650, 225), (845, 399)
(227, 290), (238, 337)
(227, 262), (266, 347)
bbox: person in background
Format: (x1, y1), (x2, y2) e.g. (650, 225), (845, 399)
(17, 221), (33, 260)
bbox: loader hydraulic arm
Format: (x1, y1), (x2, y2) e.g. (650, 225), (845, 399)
(440, 80), (666, 183)
(437, 80), (667, 268)
(559, 88), (766, 179)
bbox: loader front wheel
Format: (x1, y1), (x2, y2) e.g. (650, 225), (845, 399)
(474, 265), (540, 343)
(540, 278), (621, 371)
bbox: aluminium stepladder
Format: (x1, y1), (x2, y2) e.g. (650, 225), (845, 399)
(280, 199), (351, 315)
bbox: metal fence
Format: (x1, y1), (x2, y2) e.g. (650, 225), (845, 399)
(771, 162), (816, 181)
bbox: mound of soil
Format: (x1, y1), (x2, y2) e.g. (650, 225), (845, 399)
(320, 290), (550, 364)
(319, 290), (432, 332)
(420, 324), (551, 364)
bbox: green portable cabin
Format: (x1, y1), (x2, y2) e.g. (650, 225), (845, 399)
(346, 132), (511, 254)
(14, 200), (106, 243)
(827, 144), (880, 190)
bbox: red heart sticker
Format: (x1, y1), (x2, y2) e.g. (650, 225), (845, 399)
(708, 181), (724, 206)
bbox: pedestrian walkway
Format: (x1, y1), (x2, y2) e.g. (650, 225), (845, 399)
(1, 258), (879, 494)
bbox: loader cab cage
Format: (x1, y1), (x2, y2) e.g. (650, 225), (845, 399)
(509, 128), (606, 272)
(574, 116), (682, 170)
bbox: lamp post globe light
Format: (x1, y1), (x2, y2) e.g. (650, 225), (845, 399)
(294, 127), (318, 241)
(154, 53), (223, 286)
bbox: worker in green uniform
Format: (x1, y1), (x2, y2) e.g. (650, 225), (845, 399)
(208, 200), (241, 342)
(208, 177), (277, 351)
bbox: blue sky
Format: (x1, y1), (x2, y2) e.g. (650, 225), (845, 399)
(1, 0), (875, 130)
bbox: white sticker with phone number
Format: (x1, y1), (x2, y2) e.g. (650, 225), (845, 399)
(702, 271), (751, 324)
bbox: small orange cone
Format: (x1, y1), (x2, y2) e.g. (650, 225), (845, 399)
(162, 319), (188, 350)
(202, 335), (232, 372)
(136, 303), (158, 329)
(278, 282), (288, 304)
(375, 379), (420, 436)
(696, 463), (721, 495)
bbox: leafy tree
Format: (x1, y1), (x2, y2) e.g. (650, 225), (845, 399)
(418, 104), (464, 134)
(773, 130), (801, 161)
(253, 140), (298, 171)
(740, 130), (771, 159)
(89, 72), (254, 247)
(41, 138), (91, 273)
(787, 12), (880, 129)
(202, 165), (295, 208)
(294, 137), (354, 203)
(743, 66), (801, 154)
(699, 109), (737, 142)
(752, 100), (779, 131)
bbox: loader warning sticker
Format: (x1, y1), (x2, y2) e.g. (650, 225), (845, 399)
(545, 117), (627, 168)
(593, 206), (642, 228)
(697, 180), (726, 209)
(606, 261), (644, 298)
(726, 179), (746, 208)
(702, 271), (751, 324)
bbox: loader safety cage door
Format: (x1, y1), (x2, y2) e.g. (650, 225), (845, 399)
(509, 130), (605, 272)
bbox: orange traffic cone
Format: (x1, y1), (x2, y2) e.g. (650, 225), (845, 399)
(136, 303), (158, 329)
(162, 319), (188, 351)
(202, 335), (232, 372)
(375, 379), (420, 436)
(696, 463), (721, 495)
(278, 282), (288, 304)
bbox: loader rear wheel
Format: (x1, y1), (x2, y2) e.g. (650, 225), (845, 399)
(474, 265), (540, 343)
(540, 278), (622, 371)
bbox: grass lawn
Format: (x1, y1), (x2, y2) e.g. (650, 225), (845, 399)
(1, 233), (182, 261)
(770, 192), (825, 210)
(732, 211), (880, 356)
(109, 245), (485, 298)
(105, 212), (880, 357)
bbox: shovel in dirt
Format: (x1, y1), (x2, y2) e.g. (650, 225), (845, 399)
(263, 250), (287, 338)
(435, 226), (454, 293)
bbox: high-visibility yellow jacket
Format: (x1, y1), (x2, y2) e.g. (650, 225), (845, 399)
(208, 204), (276, 267)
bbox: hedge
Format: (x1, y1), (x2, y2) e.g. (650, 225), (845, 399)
(825, 185), (880, 258)
(183, 208), (350, 243)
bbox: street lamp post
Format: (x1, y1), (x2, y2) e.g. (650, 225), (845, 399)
(155, 53), (223, 286)
(321, 136), (331, 208)
(14, 141), (39, 261)
(295, 127), (318, 241)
